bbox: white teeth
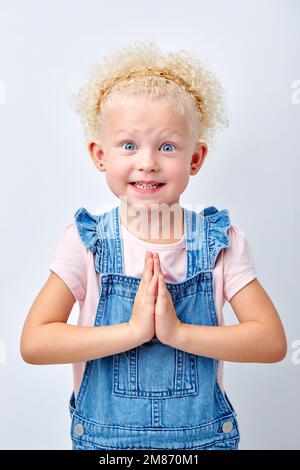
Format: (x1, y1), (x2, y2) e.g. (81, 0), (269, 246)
(134, 182), (160, 189)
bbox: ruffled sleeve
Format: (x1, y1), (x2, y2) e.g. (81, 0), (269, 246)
(205, 207), (231, 269)
(74, 207), (100, 253)
(74, 207), (102, 273)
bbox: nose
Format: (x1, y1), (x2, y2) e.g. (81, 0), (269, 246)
(135, 150), (159, 173)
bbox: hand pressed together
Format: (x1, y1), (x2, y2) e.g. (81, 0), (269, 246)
(152, 252), (182, 345)
(128, 251), (182, 346)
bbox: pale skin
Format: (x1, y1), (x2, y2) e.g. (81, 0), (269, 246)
(20, 96), (287, 364)
(151, 252), (287, 363)
(88, 95), (208, 243)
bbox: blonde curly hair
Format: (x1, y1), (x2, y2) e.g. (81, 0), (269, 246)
(68, 40), (229, 151)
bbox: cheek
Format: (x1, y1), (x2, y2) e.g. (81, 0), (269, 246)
(105, 161), (130, 196)
(106, 161), (127, 182)
(169, 163), (189, 183)
(168, 164), (190, 194)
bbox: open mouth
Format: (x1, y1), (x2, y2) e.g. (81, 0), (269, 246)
(129, 182), (166, 193)
(129, 182), (165, 188)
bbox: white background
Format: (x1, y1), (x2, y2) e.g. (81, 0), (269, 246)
(0, 0), (299, 449)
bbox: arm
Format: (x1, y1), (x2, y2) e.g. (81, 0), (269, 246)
(20, 272), (140, 365)
(169, 278), (287, 363)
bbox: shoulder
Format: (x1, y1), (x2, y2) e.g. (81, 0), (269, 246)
(50, 221), (91, 267)
(226, 225), (254, 256)
(224, 225), (253, 263)
(54, 222), (89, 257)
(222, 225), (257, 301)
(49, 222), (90, 302)
(59, 222), (79, 240)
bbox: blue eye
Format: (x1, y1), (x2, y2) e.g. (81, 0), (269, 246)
(161, 143), (175, 152)
(122, 142), (135, 151)
(121, 142), (176, 152)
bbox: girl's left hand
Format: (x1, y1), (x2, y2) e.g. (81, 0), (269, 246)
(152, 252), (182, 346)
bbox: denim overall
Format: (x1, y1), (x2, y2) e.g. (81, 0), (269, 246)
(68, 204), (241, 450)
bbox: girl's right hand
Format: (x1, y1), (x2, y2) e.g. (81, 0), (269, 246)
(128, 251), (158, 344)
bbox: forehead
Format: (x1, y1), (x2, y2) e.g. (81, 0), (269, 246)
(103, 96), (189, 135)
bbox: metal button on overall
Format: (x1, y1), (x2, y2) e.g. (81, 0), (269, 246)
(74, 423), (84, 437)
(222, 421), (233, 433)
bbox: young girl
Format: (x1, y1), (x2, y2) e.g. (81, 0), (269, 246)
(20, 41), (287, 451)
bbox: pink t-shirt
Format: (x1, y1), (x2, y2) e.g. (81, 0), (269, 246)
(49, 216), (257, 398)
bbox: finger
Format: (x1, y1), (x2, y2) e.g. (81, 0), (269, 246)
(153, 252), (163, 275)
(143, 251), (153, 282)
(143, 251), (152, 269)
(158, 274), (167, 294)
(150, 272), (158, 289)
(151, 273), (159, 299)
(142, 251), (148, 277)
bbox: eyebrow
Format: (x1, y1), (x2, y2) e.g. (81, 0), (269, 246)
(114, 130), (184, 137)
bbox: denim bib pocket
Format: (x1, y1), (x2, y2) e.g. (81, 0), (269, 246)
(112, 339), (198, 398)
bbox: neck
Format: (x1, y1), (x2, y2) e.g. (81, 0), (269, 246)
(119, 200), (184, 244)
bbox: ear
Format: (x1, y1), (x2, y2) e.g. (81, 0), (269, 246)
(190, 141), (208, 175)
(87, 141), (106, 172)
